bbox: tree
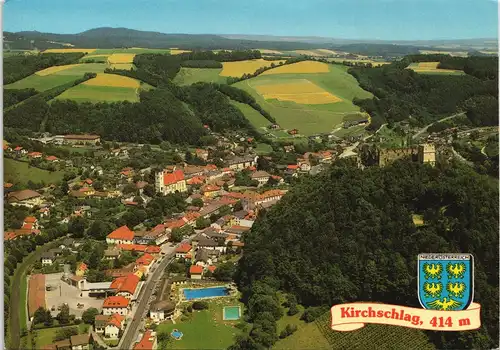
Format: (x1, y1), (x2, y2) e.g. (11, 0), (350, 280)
(213, 262), (236, 281)
(192, 301), (209, 310)
(87, 221), (111, 240)
(54, 326), (78, 341)
(143, 184), (155, 197)
(82, 308), (99, 325)
(191, 198), (204, 208)
(170, 228), (186, 243)
(68, 217), (86, 238)
(57, 304), (71, 325)
(33, 307), (47, 325)
(196, 217), (210, 229)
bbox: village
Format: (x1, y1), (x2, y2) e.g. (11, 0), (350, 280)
(5, 114), (489, 350)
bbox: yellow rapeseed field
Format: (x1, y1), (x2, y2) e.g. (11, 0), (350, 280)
(35, 64), (82, 76)
(261, 61), (330, 75)
(170, 49), (191, 55)
(44, 48), (96, 54)
(107, 53), (136, 64)
(255, 79), (341, 105)
(83, 73), (140, 88)
(220, 59), (286, 77)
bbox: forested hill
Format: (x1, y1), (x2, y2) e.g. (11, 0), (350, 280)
(236, 160), (499, 349)
(349, 55), (498, 130)
(5, 28), (320, 50)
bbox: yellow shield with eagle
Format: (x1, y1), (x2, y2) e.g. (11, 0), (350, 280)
(417, 253), (473, 311)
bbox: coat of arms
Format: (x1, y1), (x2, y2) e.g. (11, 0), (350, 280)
(417, 253), (473, 311)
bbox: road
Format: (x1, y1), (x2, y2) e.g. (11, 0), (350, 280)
(119, 251), (175, 349)
(119, 235), (196, 349)
(412, 112), (464, 140)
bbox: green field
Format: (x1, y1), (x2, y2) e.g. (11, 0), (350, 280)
(33, 324), (89, 349)
(55, 84), (140, 102)
(173, 67), (227, 85)
(5, 63), (107, 91)
(4, 158), (65, 185)
(157, 298), (242, 349)
(275, 312), (435, 350)
(230, 100), (272, 129)
(407, 63), (465, 75)
(233, 63), (373, 136)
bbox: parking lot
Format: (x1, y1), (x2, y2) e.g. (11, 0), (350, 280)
(45, 273), (104, 318)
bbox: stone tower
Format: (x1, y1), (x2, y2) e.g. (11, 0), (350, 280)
(418, 144), (436, 166)
(155, 170), (164, 194)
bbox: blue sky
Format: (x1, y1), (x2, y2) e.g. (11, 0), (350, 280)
(4, 0), (498, 40)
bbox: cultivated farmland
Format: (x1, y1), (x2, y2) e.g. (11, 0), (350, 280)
(408, 62), (464, 75)
(170, 49), (192, 55)
(261, 60), (330, 75)
(107, 53), (136, 64)
(173, 67), (227, 85)
(234, 63), (373, 135)
(83, 73), (140, 88)
(5, 63), (107, 91)
(220, 58), (286, 77)
(254, 79), (342, 104)
(43, 48), (96, 54)
(55, 73), (148, 103)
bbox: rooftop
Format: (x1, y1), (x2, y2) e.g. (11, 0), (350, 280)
(103, 296), (130, 308)
(107, 225), (135, 241)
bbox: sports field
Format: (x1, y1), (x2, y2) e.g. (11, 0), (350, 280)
(220, 58), (286, 77)
(407, 62), (464, 75)
(173, 67), (227, 85)
(5, 63), (107, 91)
(234, 62), (372, 135)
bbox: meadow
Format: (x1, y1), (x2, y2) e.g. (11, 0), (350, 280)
(55, 84), (140, 102)
(220, 58), (286, 77)
(5, 63), (107, 91)
(230, 100), (272, 129)
(4, 158), (65, 185)
(234, 62), (373, 135)
(173, 67), (227, 85)
(254, 79), (342, 105)
(407, 62), (465, 75)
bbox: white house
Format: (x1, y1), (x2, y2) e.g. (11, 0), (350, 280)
(41, 252), (55, 266)
(102, 296), (130, 316)
(104, 314), (125, 339)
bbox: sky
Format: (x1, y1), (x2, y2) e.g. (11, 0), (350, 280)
(3, 0), (499, 40)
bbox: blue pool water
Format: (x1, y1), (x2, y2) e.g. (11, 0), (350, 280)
(223, 306), (241, 320)
(183, 286), (229, 300)
(171, 329), (183, 340)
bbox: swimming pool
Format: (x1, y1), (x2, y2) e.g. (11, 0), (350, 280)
(183, 286), (229, 300)
(223, 306), (241, 320)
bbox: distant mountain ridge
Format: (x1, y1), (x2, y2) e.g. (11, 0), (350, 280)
(4, 27), (497, 54)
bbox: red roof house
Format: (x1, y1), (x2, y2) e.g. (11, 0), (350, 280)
(107, 226), (135, 243)
(133, 330), (156, 350)
(102, 296), (130, 308)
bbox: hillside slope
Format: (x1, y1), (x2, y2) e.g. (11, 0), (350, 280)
(236, 160), (499, 349)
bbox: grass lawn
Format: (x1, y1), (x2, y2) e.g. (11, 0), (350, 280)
(233, 64), (372, 136)
(34, 324), (89, 349)
(55, 84), (140, 103)
(157, 297), (243, 349)
(229, 100), (272, 129)
(4, 158), (65, 185)
(173, 67), (227, 85)
(104, 339), (119, 346)
(254, 143), (273, 155)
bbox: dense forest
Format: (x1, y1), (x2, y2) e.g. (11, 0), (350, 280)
(4, 88), (38, 108)
(6, 28), (319, 50)
(349, 55), (498, 130)
(235, 160), (499, 350)
(3, 52), (84, 84)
